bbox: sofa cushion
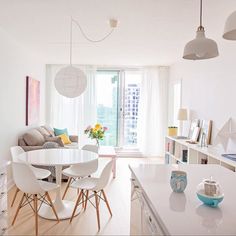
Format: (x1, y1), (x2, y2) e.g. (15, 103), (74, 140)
(43, 142), (60, 149)
(23, 129), (45, 146)
(42, 125), (55, 137)
(37, 127), (51, 137)
(54, 128), (68, 136)
(44, 135), (64, 147)
(57, 133), (71, 145)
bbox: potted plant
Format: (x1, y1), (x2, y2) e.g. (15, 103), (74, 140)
(84, 123), (108, 146)
(168, 126), (178, 137)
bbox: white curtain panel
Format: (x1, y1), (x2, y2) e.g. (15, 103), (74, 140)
(46, 65), (97, 147)
(137, 66), (169, 157)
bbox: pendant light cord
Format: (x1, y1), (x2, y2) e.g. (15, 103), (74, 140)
(72, 18), (115, 43)
(199, 0), (203, 29)
(70, 17), (73, 65)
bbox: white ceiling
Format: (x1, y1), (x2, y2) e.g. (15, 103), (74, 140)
(1, 0), (236, 66)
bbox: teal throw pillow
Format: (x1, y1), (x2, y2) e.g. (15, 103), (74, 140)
(54, 127), (68, 136)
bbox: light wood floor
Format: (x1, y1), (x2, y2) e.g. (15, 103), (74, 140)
(7, 157), (163, 235)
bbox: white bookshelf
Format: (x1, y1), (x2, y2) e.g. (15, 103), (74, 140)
(165, 136), (236, 172)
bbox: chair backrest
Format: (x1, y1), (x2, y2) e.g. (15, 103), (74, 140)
(70, 158), (98, 177)
(82, 144), (99, 154)
(94, 160), (113, 191)
(12, 162), (44, 194)
(10, 146), (25, 162)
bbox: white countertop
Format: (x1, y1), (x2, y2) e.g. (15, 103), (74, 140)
(129, 164), (236, 235)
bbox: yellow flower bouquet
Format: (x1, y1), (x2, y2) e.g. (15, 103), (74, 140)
(84, 123), (108, 146)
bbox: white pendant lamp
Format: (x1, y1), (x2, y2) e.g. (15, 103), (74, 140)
(183, 0), (219, 60)
(55, 17), (87, 98)
(55, 17), (117, 98)
(223, 11), (236, 40)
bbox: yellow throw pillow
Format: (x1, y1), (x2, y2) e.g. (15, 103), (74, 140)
(57, 133), (72, 145)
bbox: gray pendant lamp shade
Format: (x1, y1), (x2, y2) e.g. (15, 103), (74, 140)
(183, 0), (219, 60)
(223, 11), (236, 40)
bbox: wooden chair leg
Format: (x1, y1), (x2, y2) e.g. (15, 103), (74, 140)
(46, 192), (60, 222)
(62, 177), (72, 200)
(95, 192), (100, 231)
(70, 190), (83, 223)
(101, 190), (112, 216)
(82, 190), (85, 208)
(11, 188), (20, 207)
(33, 194), (38, 236)
(12, 193), (25, 225)
(84, 190), (89, 210)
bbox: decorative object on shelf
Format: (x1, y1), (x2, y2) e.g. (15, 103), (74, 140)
(183, 0), (219, 60)
(222, 153), (236, 162)
(26, 76), (40, 126)
(168, 126), (178, 137)
(177, 108), (188, 139)
(170, 170), (187, 193)
(188, 119), (200, 139)
(214, 118), (236, 151)
(223, 11), (236, 40)
(191, 127), (201, 142)
(55, 17), (118, 98)
(84, 123), (108, 146)
(196, 178), (224, 207)
(199, 120), (213, 145)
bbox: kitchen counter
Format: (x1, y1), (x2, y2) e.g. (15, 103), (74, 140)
(129, 164), (236, 235)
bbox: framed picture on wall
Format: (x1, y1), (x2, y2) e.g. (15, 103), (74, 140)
(26, 76), (40, 126)
(199, 120), (213, 145)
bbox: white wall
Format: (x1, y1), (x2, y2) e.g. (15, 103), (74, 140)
(0, 27), (46, 184)
(169, 44), (236, 147)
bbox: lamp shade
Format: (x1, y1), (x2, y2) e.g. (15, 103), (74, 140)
(183, 28), (219, 60)
(223, 11), (236, 40)
(177, 108), (188, 121)
(54, 66), (87, 98)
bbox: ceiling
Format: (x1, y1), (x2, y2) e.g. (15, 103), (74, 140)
(1, 0), (236, 66)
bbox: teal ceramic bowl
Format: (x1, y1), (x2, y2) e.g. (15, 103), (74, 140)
(197, 192), (224, 208)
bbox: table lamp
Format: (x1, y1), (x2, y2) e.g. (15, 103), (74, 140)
(177, 108), (188, 139)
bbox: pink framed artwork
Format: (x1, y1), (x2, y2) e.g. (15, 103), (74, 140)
(26, 76), (40, 126)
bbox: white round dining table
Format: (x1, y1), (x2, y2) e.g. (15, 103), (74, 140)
(18, 148), (98, 220)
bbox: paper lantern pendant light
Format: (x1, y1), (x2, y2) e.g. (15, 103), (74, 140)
(183, 0), (219, 60)
(54, 66), (87, 98)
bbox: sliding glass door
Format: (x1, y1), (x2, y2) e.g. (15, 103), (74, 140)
(96, 69), (142, 148)
(96, 71), (119, 146)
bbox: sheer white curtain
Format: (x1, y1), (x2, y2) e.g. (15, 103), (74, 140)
(46, 65), (97, 147)
(137, 66), (169, 157)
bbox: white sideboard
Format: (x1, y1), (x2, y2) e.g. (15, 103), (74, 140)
(0, 162), (7, 235)
(165, 136), (236, 172)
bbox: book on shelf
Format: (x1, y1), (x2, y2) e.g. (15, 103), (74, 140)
(182, 150), (188, 163)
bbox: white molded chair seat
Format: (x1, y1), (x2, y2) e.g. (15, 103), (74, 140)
(71, 177), (98, 191)
(32, 166), (51, 179)
(11, 162), (59, 236)
(10, 146), (51, 207)
(10, 146), (51, 179)
(70, 160), (113, 231)
(62, 157), (98, 200)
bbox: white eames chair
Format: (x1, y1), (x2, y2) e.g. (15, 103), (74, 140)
(11, 162), (59, 236)
(70, 160), (113, 231)
(10, 146), (51, 207)
(62, 144), (99, 200)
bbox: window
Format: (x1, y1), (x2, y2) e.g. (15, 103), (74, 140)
(96, 69), (142, 148)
